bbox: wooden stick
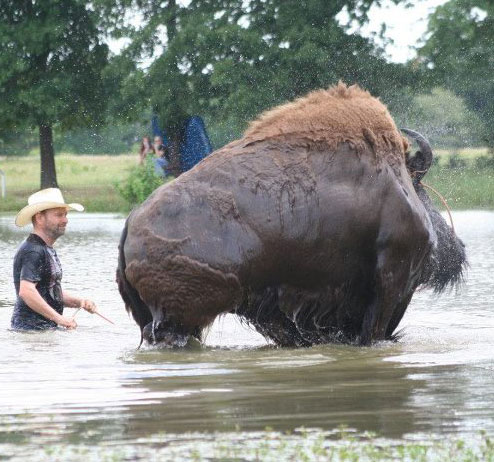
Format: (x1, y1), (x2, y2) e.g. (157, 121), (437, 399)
(94, 310), (115, 325)
(73, 305), (115, 325)
(72, 307), (82, 319)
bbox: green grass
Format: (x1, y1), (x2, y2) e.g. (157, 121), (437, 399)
(426, 165), (494, 209)
(0, 151), (493, 213)
(435, 147), (491, 162)
(0, 153), (137, 213)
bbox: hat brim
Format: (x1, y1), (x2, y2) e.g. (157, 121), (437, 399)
(15, 202), (84, 227)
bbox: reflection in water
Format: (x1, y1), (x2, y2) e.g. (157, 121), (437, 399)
(119, 347), (426, 438)
(0, 212), (493, 455)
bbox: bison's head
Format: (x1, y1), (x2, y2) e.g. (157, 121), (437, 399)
(401, 128), (467, 292)
(402, 128), (434, 186)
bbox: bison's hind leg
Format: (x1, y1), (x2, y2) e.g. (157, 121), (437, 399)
(126, 254), (242, 348)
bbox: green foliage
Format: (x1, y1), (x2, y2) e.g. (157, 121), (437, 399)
(56, 122), (143, 155)
(6, 0), (494, 173)
(419, 1), (494, 148)
(0, 0), (117, 186)
(98, 0), (412, 141)
(0, 128), (38, 156)
(390, 87), (484, 150)
(474, 155), (494, 170)
(0, 1), (111, 131)
(205, 118), (244, 151)
(115, 156), (167, 207)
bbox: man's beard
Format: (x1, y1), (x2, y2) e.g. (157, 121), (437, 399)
(46, 225), (66, 240)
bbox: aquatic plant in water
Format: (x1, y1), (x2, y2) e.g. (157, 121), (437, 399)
(1, 428), (493, 462)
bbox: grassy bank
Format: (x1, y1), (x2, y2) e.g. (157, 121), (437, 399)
(0, 154), (137, 213)
(426, 166), (494, 209)
(0, 150), (493, 213)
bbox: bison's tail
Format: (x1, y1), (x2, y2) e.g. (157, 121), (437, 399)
(117, 216), (153, 347)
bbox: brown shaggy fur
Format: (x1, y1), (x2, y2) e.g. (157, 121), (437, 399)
(244, 82), (409, 163)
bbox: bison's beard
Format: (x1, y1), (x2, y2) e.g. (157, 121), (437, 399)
(415, 185), (467, 292)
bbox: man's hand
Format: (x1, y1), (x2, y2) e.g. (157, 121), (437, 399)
(58, 315), (77, 329)
(80, 299), (97, 314)
(20, 280), (77, 328)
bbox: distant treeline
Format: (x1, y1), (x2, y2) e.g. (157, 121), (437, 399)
(1, 1), (493, 185)
(0, 86), (486, 156)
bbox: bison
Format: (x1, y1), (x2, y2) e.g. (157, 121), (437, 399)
(117, 83), (466, 347)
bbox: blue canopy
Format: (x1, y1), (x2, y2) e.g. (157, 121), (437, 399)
(151, 115), (212, 173)
(180, 116), (213, 172)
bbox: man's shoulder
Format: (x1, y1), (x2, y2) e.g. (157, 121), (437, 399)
(15, 235), (47, 259)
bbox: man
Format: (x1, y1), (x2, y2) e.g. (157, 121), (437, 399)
(152, 135), (170, 177)
(11, 188), (97, 330)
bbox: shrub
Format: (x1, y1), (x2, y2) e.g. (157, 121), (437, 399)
(115, 156), (169, 207)
(474, 155), (494, 170)
(446, 153), (467, 170)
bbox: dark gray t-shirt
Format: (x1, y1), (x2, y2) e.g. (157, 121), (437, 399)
(11, 234), (64, 330)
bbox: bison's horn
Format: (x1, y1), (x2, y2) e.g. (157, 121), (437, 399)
(401, 128), (433, 181)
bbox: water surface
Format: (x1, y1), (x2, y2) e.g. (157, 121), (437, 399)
(0, 211), (493, 458)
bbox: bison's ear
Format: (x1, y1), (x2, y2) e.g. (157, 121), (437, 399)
(401, 128), (433, 184)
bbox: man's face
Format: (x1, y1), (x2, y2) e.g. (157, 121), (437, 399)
(36, 208), (68, 240)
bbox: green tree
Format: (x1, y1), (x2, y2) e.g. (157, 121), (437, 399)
(0, 1), (111, 187)
(99, 0), (411, 163)
(419, 0), (494, 150)
(390, 87), (484, 149)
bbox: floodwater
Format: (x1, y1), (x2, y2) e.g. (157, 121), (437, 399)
(0, 211), (493, 460)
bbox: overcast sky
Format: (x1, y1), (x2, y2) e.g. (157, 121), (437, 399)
(361, 0), (448, 62)
(109, 0), (449, 64)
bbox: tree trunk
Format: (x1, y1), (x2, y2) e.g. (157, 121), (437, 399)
(167, 132), (182, 177)
(39, 123), (58, 189)
(167, 0), (177, 40)
(164, 1), (183, 178)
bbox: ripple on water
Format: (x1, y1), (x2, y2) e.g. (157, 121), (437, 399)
(0, 211), (494, 455)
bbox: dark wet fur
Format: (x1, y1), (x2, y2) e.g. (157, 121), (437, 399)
(235, 277), (375, 347)
(118, 171), (466, 349)
(415, 186), (467, 292)
(236, 287), (312, 347)
(116, 215), (153, 346)
(231, 180), (467, 349)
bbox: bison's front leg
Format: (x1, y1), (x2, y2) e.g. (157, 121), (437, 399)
(359, 254), (412, 345)
(359, 218), (431, 345)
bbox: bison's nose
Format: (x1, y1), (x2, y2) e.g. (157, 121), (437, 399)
(142, 321), (190, 347)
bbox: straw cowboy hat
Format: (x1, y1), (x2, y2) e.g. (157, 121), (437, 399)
(15, 188), (84, 227)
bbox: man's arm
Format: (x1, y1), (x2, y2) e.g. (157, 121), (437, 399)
(19, 280), (77, 329)
(62, 290), (97, 313)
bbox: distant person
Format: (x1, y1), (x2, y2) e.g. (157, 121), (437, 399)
(138, 136), (155, 165)
(11, 188), (97, 331)
(152, 135), (170, 177)
(153, 135), (166, 158)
